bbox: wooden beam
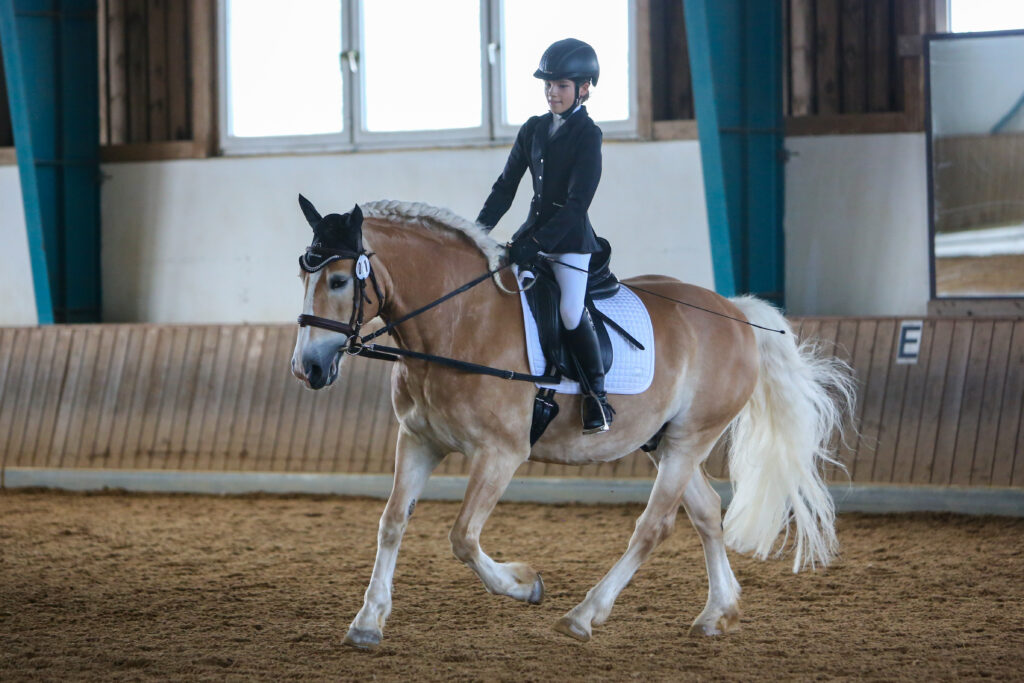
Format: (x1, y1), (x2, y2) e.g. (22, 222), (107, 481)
(0, 147), (16, 165)
(785, 111), (912, 135)
(841, 0), (866, 113)
(815, 0), (841, 115)
(165, 0), (189, 140)
(146, 0), (169, 141)
(635, 0), (653, 139)
(106, 0), (127, 144)
(790, 0), (815, 115)
(100, 140), (200, 162)
(865, 0), (892, 112)
(189, 0), (215, 157)
(125, 0), (147, 143)
(652, 119), (698, 139)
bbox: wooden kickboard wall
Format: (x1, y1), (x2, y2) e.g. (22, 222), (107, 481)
(0, 318), (1021, 488)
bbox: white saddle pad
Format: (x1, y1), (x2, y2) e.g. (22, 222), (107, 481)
(518, 271), (655, 395)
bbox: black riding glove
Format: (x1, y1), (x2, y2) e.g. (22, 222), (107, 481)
(508, 238), (541, 266)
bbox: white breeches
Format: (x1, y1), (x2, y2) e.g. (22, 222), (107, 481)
(544, 252), (591, 330)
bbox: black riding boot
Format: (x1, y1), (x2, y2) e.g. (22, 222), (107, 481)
(564, 309), (614, 434)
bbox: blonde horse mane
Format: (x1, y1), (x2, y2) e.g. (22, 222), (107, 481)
(360, 200), (514, 292)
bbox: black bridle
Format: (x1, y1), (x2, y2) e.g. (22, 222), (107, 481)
(297, 246), (561, 383)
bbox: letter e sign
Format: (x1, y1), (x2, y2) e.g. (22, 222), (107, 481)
(896, 321), (924, 364)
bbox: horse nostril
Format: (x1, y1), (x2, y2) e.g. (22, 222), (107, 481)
(304, 360), (323, 384)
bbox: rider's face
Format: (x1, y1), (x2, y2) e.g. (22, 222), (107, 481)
(545, 79), (588, 115)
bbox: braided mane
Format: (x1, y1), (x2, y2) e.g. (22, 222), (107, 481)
(360, 199), (505, 272)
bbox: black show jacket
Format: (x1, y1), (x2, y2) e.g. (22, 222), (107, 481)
(476, 107), (603, 254)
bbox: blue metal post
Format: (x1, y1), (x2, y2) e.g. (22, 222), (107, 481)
(682, 0), (785, 306)
(0, 0), (100, 323)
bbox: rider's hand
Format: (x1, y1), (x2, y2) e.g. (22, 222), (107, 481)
(508, 238), (541, 266)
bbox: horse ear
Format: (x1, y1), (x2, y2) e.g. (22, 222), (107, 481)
(349, 204), (363, 229)
(298, 194), (322, 229)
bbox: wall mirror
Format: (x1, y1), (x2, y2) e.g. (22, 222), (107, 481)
(926, 29), (1024, 299)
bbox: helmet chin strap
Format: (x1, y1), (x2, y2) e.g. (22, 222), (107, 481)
(559, 82), (582, 119)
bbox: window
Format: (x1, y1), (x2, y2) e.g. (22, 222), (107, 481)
(950, 0), (1024, 33)
(218, 0), (636, 154)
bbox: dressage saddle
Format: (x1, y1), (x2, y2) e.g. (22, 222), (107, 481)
(522, 238), (643, 444)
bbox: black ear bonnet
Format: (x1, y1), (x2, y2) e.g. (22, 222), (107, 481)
(298, 195), (366, 273)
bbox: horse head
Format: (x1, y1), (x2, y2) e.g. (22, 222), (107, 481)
(291, 194), (375, 390)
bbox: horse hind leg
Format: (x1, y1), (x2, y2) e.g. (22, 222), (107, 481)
(683, 470), (741, 636)
(554, 432), (714, 642)
(449, 447), (545, 604)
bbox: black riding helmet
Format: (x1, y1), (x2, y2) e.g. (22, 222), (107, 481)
(534, 38), (600, 85)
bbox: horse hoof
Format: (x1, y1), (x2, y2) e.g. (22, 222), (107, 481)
(553, 615), (591, 642)
(528, 574), (545, 605)
(343, 627), (382, 650)
(688, 609), (740, 637)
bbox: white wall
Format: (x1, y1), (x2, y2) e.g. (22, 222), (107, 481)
(98, 140), (714, 323)
(0, 132), (931, 324)
(783, 133), (930, 316)
(0, 166), (38, 325)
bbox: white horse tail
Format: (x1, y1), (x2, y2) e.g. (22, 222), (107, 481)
(722, 296), (856, 572)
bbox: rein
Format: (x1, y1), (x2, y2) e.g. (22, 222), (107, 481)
(297, 245), (785, 386)
(298, 257), (561, 384)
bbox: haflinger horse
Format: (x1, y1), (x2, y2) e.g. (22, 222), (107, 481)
(291, 196), (855, 649)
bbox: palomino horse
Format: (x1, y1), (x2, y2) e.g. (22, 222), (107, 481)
(291, 197), (855, 648)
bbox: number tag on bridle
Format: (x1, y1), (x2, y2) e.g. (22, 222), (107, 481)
(355, 254), (371, 280)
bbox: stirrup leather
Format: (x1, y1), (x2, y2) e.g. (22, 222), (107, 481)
(582, 391), (614, 434)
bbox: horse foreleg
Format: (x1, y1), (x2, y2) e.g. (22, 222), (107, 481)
(682, 471), (741, 635)
(449, 450), (544, 604)
(554, 450), (698, 642)
(344, 429), (442, 650)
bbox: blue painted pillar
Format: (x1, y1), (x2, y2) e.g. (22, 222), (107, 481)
(0, 0), (100, 323)
(682, 0), (785, 306)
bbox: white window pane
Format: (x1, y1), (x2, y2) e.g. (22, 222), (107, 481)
(227, 0), (343, 138)
(362, 0), (481, 132)
(502, 0), (630, 125)
(951, 0), (1024, 32)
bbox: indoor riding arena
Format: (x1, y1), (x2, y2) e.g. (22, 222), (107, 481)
(2, 2), (1023, 681)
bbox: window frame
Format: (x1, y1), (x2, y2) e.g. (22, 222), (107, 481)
(216, 0), (639, 156)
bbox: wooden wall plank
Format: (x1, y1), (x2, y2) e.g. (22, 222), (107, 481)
(91, 326), (132, 466)
(909, 320), (952, 483)
(98, 0), (109, 145)
(211, 326), (249, 470)
(106, 0), (128, 144)
(28, 329), (71, 468)
(165, 0), (190, 140)
(814, 0), (841, 115)
(365, 363), (398, 474)
(971, 321), (1014, 486)
(226, 326), (266, 471)
(890, 319), (935, 483)
(107, 327), (144, 468)
(119, 327), (160, 468)
(165, 328), (203, 470)
(831, 318), (859, 480)
(74, 327), (116, 468)
(330, 358), (373, 474)
(14, 330), (58, 467)
(993, 322), (1023, 487)
(270, 357), (305, 472)
(194, 327), (232, 470)
(0, 330), (30, 467)
(790, 0), (816, 115)
(849, 320), (885, 481)
(895, 0), (925, 126)
(255, 329), (292, 473)
(865, 0), (891, 112)
(146, 0), (169, 141)
(48, 328), (92, 468)
(5, 329), (45, 467)
(929, 321), (974, 485)
(125, 0), (148, 143)
(188, 0), (215, 156)
(840, 0), (866, 113)
(320, 362), (354, 473)
(950, 322), (992, 486)
(152, 327), (190, 466)
(136, 328), (173, 468)
(870, 346), (908, 483)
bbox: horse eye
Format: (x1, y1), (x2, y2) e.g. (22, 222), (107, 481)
(329, 275), (349, 290)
